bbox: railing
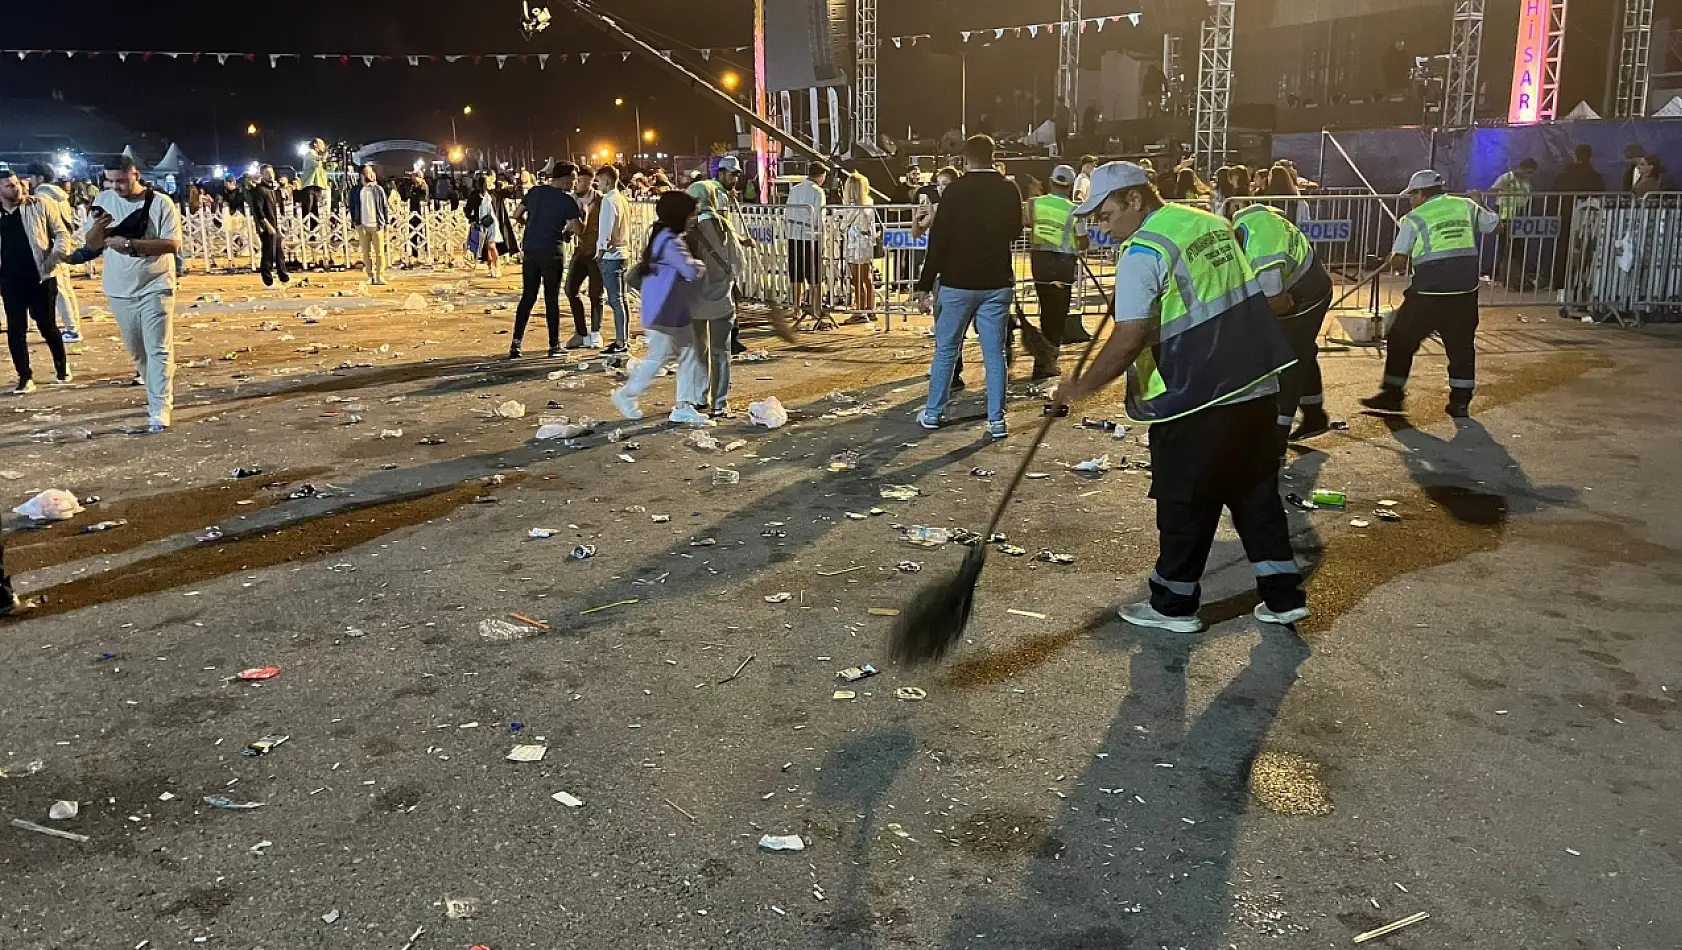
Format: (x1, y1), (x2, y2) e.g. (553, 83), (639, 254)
(178, 206), (473, 272)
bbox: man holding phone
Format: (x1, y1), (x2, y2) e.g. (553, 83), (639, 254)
(83, 156), (182, 433)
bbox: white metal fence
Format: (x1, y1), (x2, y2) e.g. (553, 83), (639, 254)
(179, 207), (473, 272)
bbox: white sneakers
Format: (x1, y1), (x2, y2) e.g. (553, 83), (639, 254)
(587, 332), (603, 349)
(1116, 602), (1203, 634)
(1253, 603), (1310, 626)
(611, 389), (644, 420)
(668, 405), (714, 427)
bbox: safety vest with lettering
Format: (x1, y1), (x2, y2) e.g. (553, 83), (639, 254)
(1404, 193), (1481, 294)
(1232, 203), (1333, 313)
(1029, 194), (1079, 254)
(1119, 204), (1297, 424)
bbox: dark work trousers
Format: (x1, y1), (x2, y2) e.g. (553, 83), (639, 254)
(300, 186), (323, 227)
(513, 255), (564, 349)
(3, 276), (68, 383)
(1030, 249), (1076, 377)
(566, 251), (604, 335)
(1146, 396), (1306, 618)
(258, 229), (289, 284)
(0, 526), (14, 606)
(1275, 295), (1331, 426)
(1381, 288), (1479, 406)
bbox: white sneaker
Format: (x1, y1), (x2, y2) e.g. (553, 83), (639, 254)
(668, 405), (715, 427)
(587, 332), (603, 349)
(611, 388), (644, 420)
(1117, 601), (1203, 633)
(1253, 603), (1310, 626)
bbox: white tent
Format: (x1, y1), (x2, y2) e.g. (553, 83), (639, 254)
(1653, 96), (1682, 118)
(1562, 101), (1600, 121)
(152, 143), (187, 174)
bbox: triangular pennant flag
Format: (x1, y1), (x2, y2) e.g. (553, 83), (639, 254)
(1081, 21), (1088, 33)
(1014, 28), (1023, 37)
(622, 51), (632, 62)
(270, 54), (282, 68)
(892, 38), (902, 48)
(142, 51), (155, 61)
(538, 53), (550, 69)
(427, 55), (437, 63)
(995, 29), (1005, 39)
(558, 53), (569, 63)
(1128, 13), (1141, 25)
(1095, 18), (1104, 31)
(701, 49), (711, 60)
(445, 54), (463, 62)
(217, 53), (230, 65)
(379, 55), (392, 63)
(737, 46), (749, 52)
(87, 51), (100, 59)
(362, 55), (375, 67)
(961, 31), (972, 41)
(495, 54), (509, 68)
(407, 55), (419, 66)
(340, 55), (350, 65)
(17, 51), (31, 61)
(472, 55), (482, 65)
(65, 50), (77, 58)
(1028, 25), (1039, 37)
(579, 53), (590, 63)
(192, 52), (202, 63)
(519, 55), (529, 63)
(244, 53), (255, 63)
(659, 50), (672, 60)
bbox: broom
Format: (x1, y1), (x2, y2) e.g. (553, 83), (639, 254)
(888, 257), (1114, 666)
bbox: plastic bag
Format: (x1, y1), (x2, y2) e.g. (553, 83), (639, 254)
(401, 293), (427, 311)
(13, 489), (85, 522)
(748, 396), (789, 429)
(494, 400), (527, 419)
(537, 423), (592, 440)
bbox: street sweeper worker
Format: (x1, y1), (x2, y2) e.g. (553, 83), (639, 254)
(1053, 161), (1309, 633)
(1231, 200), (1335, 442)
(1359, 168), (1498, 419)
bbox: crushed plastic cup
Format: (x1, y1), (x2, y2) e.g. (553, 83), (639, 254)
(494, 400), (527, 419)
(48, 800), (78, 821)
(528, 528), (560, 539)
(478, 618), (544, 642)
(29, 427), (94, 443)
(903, 526), (951, 547)
(712, 467), (741, 486)
(748, 396), (789, 429)
(686, 430), (721, 452)
(759, 834), (807, 852)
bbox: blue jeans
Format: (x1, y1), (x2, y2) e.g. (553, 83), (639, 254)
(923, 285), (1012, 424)
(601, 256), (629, 344)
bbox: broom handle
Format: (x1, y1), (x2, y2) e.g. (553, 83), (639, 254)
(980, 257), (1114, 537)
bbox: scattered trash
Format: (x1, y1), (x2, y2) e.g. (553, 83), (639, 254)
(12, 489), (84, 522)
(80, 520), (128, 534)
(321, 909), (340, 925)
(844, 512), (869, 520)
(1349, 518), (1372, 528)
(230, 467), (265, 479)
(1377, 498), (1399, 507)
(1374, 508), (1402, 522)
(0, 471), (23, 480)
(288, 484), (324, 500)
(686, 431), (721, 451)
(764, 592), (794, 603)
(478, 618), (545, 641)
(580, 598), (639, 615)
(867, 607), (901, 617)
(401, 294), (427, 311)
(537, 422), (593, 440)
(748, 396), (789, 428)
(1070, 455), (1111, 475)
(894, 687), (928, 702)
(1311, 488), (1347, 508)
(236, 667), (280, 681)
(196, 528), (224, 543)
(712, 468), (741, 486)
(837, 665), (879, 683)
(550, 791), (585, 808)
(740, 349), (771, 362)
(48, 801), (78, 821)
(722, 440), (746, 452)
(969, 468), (996, 477)
(827, 450), (860, 471)
(1007, 609), (1048, 620)
(528, 528), (560, 539)
(494, 400), (527, 419)
(1034, 550), (1077, 565)
(896, 561), (923, 574)
(879, 484), (920, 501)
(717, 654), (755, 685)
(28, 428), (94, 443)
(996, 543), (1028, 557)
(505, 745), (548, 763)
(417, 437), (447, 445)
(203, 795), (265, 811)
(868, 507), (887, 516)
(903, 526), (951, 547)
(652, 514), (671, 524)
(297, 305), (327, 322)
(241, 735), (289, 757)
(616, 453), (637, 464)
(832, 689), (857, 701)
(570, 544), (597, 561)
(10, 818), (90, 843)
(508, 612), (549, 630)
(1354, 912), (1429, 944)
(444, 897), (481, 920)
(0, 759), (45, 778)
(379, 428), (404, 440)
(1285, 493), (1318, 511)
(758, 834), (807, 852)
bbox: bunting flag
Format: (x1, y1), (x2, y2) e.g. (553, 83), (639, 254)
(0, 12), (1144, 72)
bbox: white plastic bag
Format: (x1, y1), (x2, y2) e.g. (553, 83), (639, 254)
(13, 489), (84, 522)
(401, 293), (427, 311)
(748, 396), (789, 429)
(494, 400), (527, 419)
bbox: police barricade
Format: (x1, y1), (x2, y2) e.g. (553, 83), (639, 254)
(1214, 193), (1409, 323)
(1563, 192), (1682, 323)
(179, 207), (470, 273)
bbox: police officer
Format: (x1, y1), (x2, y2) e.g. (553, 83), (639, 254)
(1232, 200), (1335, 441)
(1027, 165), (1091, 379)
(1361, 169), (1499, 418)
(1055, 162), (1308, 632)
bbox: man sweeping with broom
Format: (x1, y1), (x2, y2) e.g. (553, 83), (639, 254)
(1055, 162), (1309, 633)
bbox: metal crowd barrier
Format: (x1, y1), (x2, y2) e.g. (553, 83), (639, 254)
(179, 207), (472, 273)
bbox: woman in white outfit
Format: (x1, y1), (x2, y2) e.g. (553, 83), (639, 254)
(841, 172), (877, 314)
(469, 175), (504, 278)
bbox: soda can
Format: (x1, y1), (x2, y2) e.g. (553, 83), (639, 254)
(1311, 489), (1347, 508)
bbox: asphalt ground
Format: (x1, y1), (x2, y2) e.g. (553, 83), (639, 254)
(2, 262), (1678, 950)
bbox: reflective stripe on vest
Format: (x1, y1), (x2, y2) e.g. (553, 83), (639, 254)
(1406, 194), (1481, 294)
(1030, 195), (1078, 253)
(1233, 204), (1313, 289)
(1118, 204), (1298, 424)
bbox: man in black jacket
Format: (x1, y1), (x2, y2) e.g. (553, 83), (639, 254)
(914, 135), (1023, 440)
(248, 166), (288, 286)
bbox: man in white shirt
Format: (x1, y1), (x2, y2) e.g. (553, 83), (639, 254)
(83, 156), (182, 433)
(784, 162), (828, 318)
(1072, 155), (1098, 204)
(594, 165), (633, 355)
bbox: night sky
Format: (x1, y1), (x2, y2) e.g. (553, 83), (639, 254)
(1, 0), (1151, 166)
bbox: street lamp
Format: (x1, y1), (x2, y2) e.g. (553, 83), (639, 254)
(616, 97), (644, 161)
(463, 105), (473, 115)
(448, 147), (465, 164)
(721, 72), (739, 92)
(246, 123), (265, 153)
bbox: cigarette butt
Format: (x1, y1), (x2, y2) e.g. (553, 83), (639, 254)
(510, 613), (549, 629)
(1007, 609), (1048, 620)
(1354, 912), (1428, 943)
(867, 607), (900, 617)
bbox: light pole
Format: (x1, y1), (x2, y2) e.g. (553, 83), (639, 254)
(246, 123), (265, 156)
(616, 97), (643, 161)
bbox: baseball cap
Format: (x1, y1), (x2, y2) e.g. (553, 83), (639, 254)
(716, 155), (743, 173)
(1405, 169), (1446, 192)
(1072, 161), (1152, 216)
(1049, 164), (1077, 186)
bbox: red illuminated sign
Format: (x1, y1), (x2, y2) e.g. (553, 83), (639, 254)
(1509, 0), (1549, 123)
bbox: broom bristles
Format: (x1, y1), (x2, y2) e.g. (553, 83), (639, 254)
(1012, 315), (1060, 370)
(888, 545), (988, 666)
(765, 305), (798, 344)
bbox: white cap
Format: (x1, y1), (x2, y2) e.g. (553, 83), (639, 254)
(716, 155), (743, 173)
(1072, 161), (1152, 216)
(1405, 168), (1446, 192)
(1049, 164), (1078, 186)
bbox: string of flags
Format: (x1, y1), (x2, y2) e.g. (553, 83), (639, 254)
(1, 12), (1144, 69)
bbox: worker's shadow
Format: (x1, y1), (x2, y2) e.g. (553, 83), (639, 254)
(1376, 415), (1578, 522)
(936, 612), (1310, 948)
(815, 726), (918, 948)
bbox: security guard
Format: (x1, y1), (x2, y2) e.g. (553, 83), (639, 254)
(1360, 169), (1499, 418)
(1056, 162), (1308, 633)
(1027, 165), (1091, 379)
(1232, 201), (1335, 441)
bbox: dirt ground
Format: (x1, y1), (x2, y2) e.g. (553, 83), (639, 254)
(2, 260), (1680, 950)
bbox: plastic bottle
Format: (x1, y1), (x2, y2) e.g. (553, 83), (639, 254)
(30, 427), (94, 443)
